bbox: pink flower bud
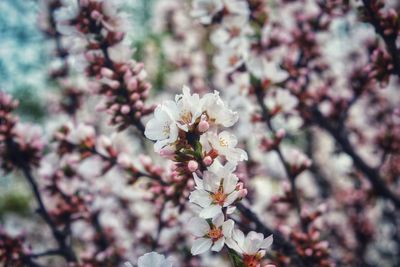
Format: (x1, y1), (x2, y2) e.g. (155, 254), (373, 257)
(134, 100), (144, 110)
(197, 120), (209, 133)
(109, 80), (120, 89)
(130, 93), (140, 101)
(121, 105), (130, 114)
(127, 78), (138, 91)
(114, 32), (125, 42)
(159, 147), (175, 158)
(165, 186), (175, 196)
(276, 128), (286, 139)
(91, 10), (102, 20)
(236, 182), (244, 190)
(203, 156), (213, 166)
(187, 160), (199, 172)
(305, 248), (313, 256)
(238, 189), (248, 198)
(80, 0), (89, 6)
(100, 67), (114, 78)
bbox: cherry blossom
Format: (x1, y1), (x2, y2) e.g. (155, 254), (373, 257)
(188, 214), (234, 255)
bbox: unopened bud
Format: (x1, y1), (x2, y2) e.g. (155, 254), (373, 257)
(187, 160), (199, 172)
(121, 105), (130, 114)
(101, 67), (114, 78)
(203, 156), (213, 166)
(127, 78), (138, 91)
(238, 188), (248, 199)
(276, 128), (286, 139)
(198, 120), (209, 133)
(159, 147), (175, 158)
(91, 10), (102, 20)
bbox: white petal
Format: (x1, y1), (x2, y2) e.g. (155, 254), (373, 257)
(191, 238), (212, 255)
(261, 235), (273, 249)
(225, 237), (243, 254)
(211, 237), (225, 252)
(199, 205), (222, 219)
(188, 217), (210, 237)
(203, 171), (220, 192)
(212, 213), (225, 227)
(193, 173), (204, 189)
(224, 191), (239, 207)
(244, 231), (264, 255)
(223, 174), (239, 194)
(137, 252), (173, 267)
(232, 229), (245, 247)
(145, 117), (165, 140)
(189, 190), (212, 208)
(222, 219), (234, 237)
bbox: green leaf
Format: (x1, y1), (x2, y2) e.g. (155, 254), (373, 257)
(228, 248), (245, 267)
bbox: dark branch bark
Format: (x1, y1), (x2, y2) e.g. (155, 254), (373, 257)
(362, 0), (400, 76)
(254, 87), (306, 231)
(20, 164), (77, 262)
(236, 203), (307, 267)
(310, 107), (400, 208)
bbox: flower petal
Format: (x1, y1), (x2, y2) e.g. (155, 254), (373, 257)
(188, 217), (210, 237)
(191, 238), (212, 255)
(211, 237), (225, 252)
(189, 189), (212, 208)
(222, 219), (234, 237)
(199, 205), (222, 219)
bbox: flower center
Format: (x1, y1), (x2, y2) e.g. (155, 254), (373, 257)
(229, 27), (241, 38)
(180, 110), (192, 124)
(162, 124), (170, 136)
(206, 3), (216, 13)
(208, 226), (223, 241)
(229, 55), (240, 67)
(212, 190), (227, 206)
(243, 255), (260, 267)
(219, 137), (228, 147)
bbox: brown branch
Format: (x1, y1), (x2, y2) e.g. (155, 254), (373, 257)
(254, 86), (307, 232)
(309, 107), (400, 208)
(362, 0), (400, 76)
(236, 203), (307, 267)
(20, 164), (77, 262)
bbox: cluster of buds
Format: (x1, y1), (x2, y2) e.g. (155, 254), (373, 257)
(0, 230), (31, 267)
(364, 47), (393, 87)
(288, 227), (333, 267)
(56, 0), (153, 131)
(145, 86), (273, 267)
(360, 0), (399, 37)
(0, 91), (44, 172)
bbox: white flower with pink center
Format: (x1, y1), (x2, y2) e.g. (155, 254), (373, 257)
(188, 214), (234, 255)
(226, 230), (273, 264)
(137, 252), (173, 267)
(201, 131), (248, 165)
(189, 161), (240, 218)
(191, 0), (224, 24)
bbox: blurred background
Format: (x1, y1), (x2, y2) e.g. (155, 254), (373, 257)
(0, 0), (158, 224)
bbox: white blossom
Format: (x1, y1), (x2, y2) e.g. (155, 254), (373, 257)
(265, 89), (299, 113)
(201, 90), (239, 127)
(210, 15), (253, 48)
(188, 214), (234, 255)
(137, 252), (173, 267)
(189, 161), (240, 218)
(144, 101), (179, 152)
(191, 0), (223, 24)
(226, 230), (273, 257)
(201, 131), (248, 165)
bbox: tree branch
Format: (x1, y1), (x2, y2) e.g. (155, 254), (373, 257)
(309, 107), (400, 208)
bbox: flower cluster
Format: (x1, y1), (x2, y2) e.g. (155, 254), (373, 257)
(145, 86), (273, 266)
(0, 91), (44, 172)
(55, 0), (153, 131)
